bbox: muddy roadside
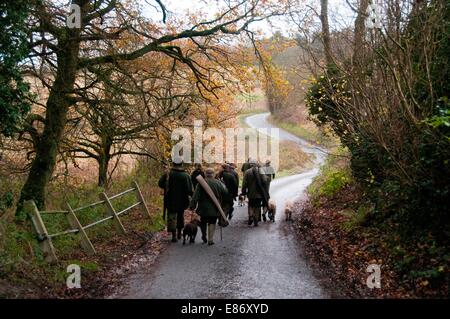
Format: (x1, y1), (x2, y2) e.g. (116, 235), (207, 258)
(290, 187), (449, 299)
(0, 219), (169, 299)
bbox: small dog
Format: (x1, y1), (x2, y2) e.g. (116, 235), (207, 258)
(285, 200), (294, 221)
(266, 199), (276, 222)
(183, 213), (200, 245)
(238, 194), (246, 206)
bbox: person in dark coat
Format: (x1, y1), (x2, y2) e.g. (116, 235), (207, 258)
(262, 160), (275, 181)
(228, 162), (239, 187)
(158, 159), (193, 242)
(218, 163), (239, 219)
(261, 160), (276, 221)
(241, 159), (269, 227)
(241, 157), (251, 174)
(191, 163), (205, 188)
(189, 168), (228, 245)
(261, 159), (275, 192)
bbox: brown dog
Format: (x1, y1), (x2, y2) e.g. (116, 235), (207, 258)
(183, 213), (200, 245)
(267, 199), (276, 222)
(285, 200), (294, 221)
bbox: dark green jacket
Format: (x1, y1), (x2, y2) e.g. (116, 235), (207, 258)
(242, 166), (269, 200)
(191, 168), (205, 188)
(230, 168), (239, 189)
(158, 167), (193, 212)
(261, 165), (276, 182)
(221, 169), (239, 198)
(189, 178), (228, 217)
(241, 162), (251, 173)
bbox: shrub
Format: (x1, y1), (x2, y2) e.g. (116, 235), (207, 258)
(304, 2), (450, 240)
(308, 149), (352, 201)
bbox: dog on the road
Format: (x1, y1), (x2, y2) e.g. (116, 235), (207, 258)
(284, 200), (294, 221)
(183, 212), (200, 245)
(266, 199), (276, 222)
(238, 194), (246, 206)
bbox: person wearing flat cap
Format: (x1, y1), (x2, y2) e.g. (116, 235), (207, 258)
(241, 158), (270, 227)
(217, 163), (239, 220)
(158, 156), (193, 242)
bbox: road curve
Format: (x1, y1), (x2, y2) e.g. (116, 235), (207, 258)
(115, 112), (328, 299)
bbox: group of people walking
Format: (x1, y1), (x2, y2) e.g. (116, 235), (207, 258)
(158, 158), (275, 245)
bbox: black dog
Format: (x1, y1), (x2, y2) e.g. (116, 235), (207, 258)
(183, 216), (200, 245)
(264, 199), (276, 222)
(238, 194), (245, 206)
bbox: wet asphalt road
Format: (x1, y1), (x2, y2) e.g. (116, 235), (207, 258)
(116, 113), (328, 298)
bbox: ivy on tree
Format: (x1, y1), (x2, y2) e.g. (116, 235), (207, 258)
(0, 0), (31, 136)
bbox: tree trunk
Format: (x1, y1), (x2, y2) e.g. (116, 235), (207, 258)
(353, 0), (370, 65)
(320, 0), (333, 65)
(17, 34), (80, 215)
(98, 134), (112, 187)
(97, 156), (109, 187)
(351, 0), (370, 111)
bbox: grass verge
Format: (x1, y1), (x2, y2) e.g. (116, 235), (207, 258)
(0, 163), (166, 298)
(268, 115), (337, 148)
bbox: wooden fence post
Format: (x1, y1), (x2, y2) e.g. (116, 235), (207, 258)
(133, 181), (152, 220)
(24, 200), (58, 264)
(66, 203), (96, 255)
(99, 192), (126, 233)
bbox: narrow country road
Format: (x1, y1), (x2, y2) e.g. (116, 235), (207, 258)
(114, 112), (328, 299)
